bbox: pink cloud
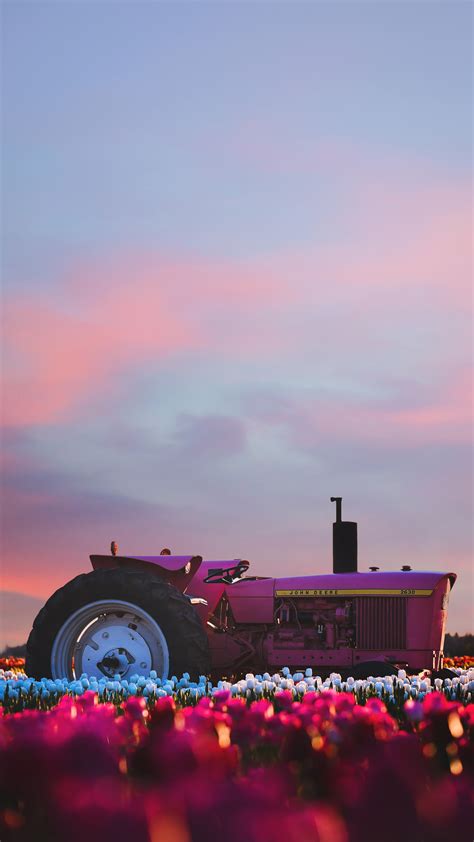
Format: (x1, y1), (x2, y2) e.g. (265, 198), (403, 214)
(251, 367), (472, 449)
(2, 289), (192, 425)
(221, 126), (472, 305)
(258, 175), (471, 304)
(2, 256), (295, 426)
(2, 161), (471, 428)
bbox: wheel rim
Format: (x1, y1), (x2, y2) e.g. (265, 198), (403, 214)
(50, 599), (170, 680)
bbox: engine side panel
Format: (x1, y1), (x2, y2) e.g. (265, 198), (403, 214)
(224, 578), (275, 622)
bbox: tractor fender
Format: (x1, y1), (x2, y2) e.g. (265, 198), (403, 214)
(89, 554), (202, 593)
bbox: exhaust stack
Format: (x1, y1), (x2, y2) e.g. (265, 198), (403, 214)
(331, 497), (358, 574)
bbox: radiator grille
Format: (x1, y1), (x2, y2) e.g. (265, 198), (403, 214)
(356, 597), (406, 649)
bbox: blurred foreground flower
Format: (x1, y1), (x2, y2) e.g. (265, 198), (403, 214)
(0, 681), (472, 842)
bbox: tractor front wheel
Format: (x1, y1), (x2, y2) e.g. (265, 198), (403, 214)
(26, 568), (210, 681)
(350, 660), (398, 679)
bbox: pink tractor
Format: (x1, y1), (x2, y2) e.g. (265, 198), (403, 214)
(26, 499), (456, 680)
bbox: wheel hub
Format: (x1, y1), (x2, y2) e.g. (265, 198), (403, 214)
(77, 616), (153, 678)
(97, 647), (134, 678)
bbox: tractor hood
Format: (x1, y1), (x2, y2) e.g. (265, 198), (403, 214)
(273, 570), (457, 595)
(90, 554), (202, 592)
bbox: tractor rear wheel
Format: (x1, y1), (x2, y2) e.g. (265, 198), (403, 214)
(431, 668), (457, 680)
(26, 568), (210, 681)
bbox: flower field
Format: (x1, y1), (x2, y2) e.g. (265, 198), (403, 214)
(442, 656), (474, 669)
(1, 667), (473, 842)
(0, 659), (25, 674)
(1, 664), (474, 712)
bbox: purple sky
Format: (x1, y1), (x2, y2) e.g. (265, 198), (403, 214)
(1, 1), (472, 648)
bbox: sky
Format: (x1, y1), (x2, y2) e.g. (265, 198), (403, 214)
(1, 0), (472, 648)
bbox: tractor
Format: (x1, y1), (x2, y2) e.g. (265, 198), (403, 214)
(26, 499), (456, 680)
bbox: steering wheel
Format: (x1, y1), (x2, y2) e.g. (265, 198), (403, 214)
(203, 560), (249, 584)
